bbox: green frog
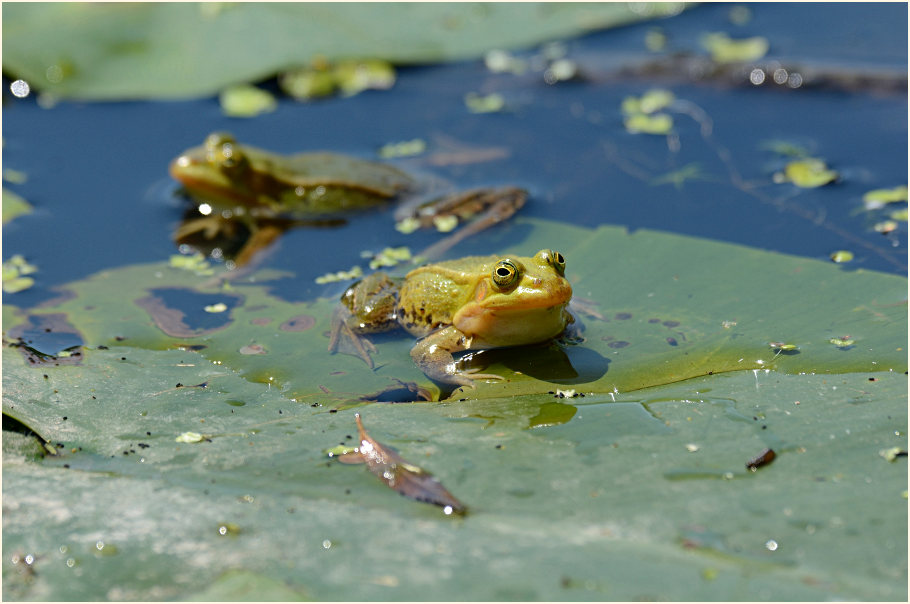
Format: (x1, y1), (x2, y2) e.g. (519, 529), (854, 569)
(170, 132), (414, 216)
(169, 133), (526, 265)
(328, 249), (573, 387)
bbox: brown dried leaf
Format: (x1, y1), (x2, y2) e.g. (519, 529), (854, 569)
(353, 413), (466, 515)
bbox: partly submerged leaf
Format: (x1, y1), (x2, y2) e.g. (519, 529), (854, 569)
(348, 413), (466, 515)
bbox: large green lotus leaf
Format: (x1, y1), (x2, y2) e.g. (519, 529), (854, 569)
(14, 217), (907, 405)
(1, 2), (685, 100)
(3, 335), (906, 600)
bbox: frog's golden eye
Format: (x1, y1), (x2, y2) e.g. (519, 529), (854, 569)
(492, 259), (521, 289)
(539, 249), (566, 276)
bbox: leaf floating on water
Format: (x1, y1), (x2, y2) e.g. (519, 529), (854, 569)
(219, 85), (277, 118)
(2, 254), (38, 293)
(773, 158), (838, 188)
(367, 246), (412, 270)
(700, 32), (769, 63)
(621, 89), (675, 115)
(464, 92), (505, 114)
(2, 188), (33, 224)
(873, 220), (898, 235)
(862, 185), (907, 210)
(351, 413), (466, 515)
(624, 112), (673, 135)
(314, 265), (363, 284)
(378, 138), (426, 159)
(829, 250), (854, 263)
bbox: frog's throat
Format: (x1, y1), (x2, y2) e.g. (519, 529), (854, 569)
(452, 303), (571, 347)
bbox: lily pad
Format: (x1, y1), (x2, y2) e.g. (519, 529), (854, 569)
(2, 341), (905, 600)
(7, 216), (905, 405)
(2, 2), (687, 100)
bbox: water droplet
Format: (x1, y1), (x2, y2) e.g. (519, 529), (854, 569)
(322, 539), (332, 549)
(765, 539), (778, 551)
(10, 79), (30, 98)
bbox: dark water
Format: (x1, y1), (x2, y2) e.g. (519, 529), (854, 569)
(3, 2), (906, 310)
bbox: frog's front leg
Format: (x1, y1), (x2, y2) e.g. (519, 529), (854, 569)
(410, 326), (504, 387)
(328, 272), (402, 368)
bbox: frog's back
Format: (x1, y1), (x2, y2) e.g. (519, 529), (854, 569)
(396, 258), (494, 337)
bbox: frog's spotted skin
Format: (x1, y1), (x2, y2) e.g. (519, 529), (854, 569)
(329, 249), (573, 388)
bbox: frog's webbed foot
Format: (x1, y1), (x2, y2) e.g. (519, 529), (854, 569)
(408, 187), (527, 261)
(328, 305), (378, 369)
(410, 326), (503, 388)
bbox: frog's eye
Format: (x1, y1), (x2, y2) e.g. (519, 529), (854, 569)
(539, 249), (566, 276)
(492, 259), (521, 289)
(205, 132), (248, 173)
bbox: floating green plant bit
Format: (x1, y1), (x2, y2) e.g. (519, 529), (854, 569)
(624, 112), (673, 135)
(862, 185), (907, 209)
(829, 250), (854, 263)
(368, 246), (412, 270)
(464, 92), (505, 114)
(3, 168), (27, 184)
(701, 32), (769, 63)
(378, 138), (426, 159)
(324, 444), (359, 458)
(219, 85), (277, 118)
(484, 49), (527, 74)
(335, 59), (396, 96)
(394, 216), (421, 234)
(644, 28), (667, 52)
(769, 341), (799, 352)
(829, 336), (855, 348)
(2, 254), (38, 293)
(760, 139), (810, 158)
(204, 302), (228, 313)
(650, 163), (710, 189)
(890, 208), (908, 222)
(432, 214), (459, 233)
(874, 220), (898, 234)
(621, 89), (675, 115)
(169, 252), (214, 276)
(2, 187), (33, 224)
(773, 158), (838, 188)
(315, 265), (363, 284)
(279, 68), (336, 99)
